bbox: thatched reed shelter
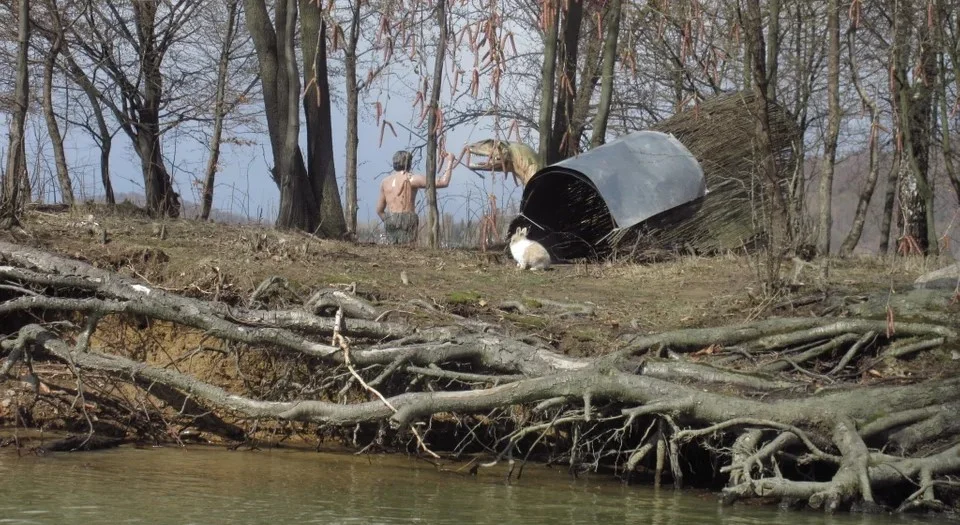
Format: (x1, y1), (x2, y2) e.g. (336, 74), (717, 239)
(509, 91), (801, 260)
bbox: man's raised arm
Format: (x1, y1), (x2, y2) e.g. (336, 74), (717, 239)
(410, 153), (456, 188)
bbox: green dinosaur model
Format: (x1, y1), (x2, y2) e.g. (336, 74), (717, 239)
(466, 139), (543, 186)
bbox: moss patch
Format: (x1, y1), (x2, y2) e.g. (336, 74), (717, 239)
(446, 290), (483, 305)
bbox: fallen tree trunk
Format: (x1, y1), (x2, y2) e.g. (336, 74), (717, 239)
(1, 241), (959, 513)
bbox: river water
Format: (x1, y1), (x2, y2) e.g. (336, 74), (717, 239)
(0, 445), (947, 525)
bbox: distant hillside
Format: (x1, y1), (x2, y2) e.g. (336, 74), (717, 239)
(805, 149), (959, 259)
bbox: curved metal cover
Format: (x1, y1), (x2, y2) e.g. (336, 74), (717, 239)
(525, 130), (705, 229)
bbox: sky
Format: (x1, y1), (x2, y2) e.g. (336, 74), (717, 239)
(44, 94), (524, 227)
(3, 1), (538, 230)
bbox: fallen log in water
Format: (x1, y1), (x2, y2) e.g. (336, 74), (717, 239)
(1, 240), (958, 514)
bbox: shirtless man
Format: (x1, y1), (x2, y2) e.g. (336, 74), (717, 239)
(376, 150), (456, 244)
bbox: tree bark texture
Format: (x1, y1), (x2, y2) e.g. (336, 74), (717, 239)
(300, 2), (347, 238)
(817, 0), (841, 256)
(201, 0), (242, 221)
(244, 0), (324, 233)
(537, 0), (560, 166)
(740, 0), (792, 273)
(41, 0), (74, 206)
(838, 28), (881, 257)
(548, 0), (584, 163)
(132, 1), (182, 218)
(936, 0), (960, 204)
(343, 0), (362, 237)
(424, 0), (448, 248)
(2, 0), (31, 219)
(891, 0), (938, 255)
(589, 0), (621, 149)
(764, 0), (780, 101)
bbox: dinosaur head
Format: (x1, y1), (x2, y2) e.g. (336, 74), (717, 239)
(466, 139), (515, 173)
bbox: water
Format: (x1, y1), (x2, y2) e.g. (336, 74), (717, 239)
(0, 445), (945, 525)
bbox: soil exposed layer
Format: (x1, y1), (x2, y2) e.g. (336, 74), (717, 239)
(1, 206), (959, 515)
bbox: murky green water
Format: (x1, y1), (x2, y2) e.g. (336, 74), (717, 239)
(0, 445), (946, 525)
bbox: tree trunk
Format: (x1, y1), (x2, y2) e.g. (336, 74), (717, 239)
(80, 82), (115, 206)
(589, 0), (621, 149)
(41, 2), (74, 206)
(939, 53), (960, 204)
(2, 0), (31, 221)
(569, 10), (604, 149)
(243, 0), (284, 186)
(244, 0), (321, 232)
(201, 0), (241, 221)
(937, 0), (960, 204)
(838, 126), (882, 257)
(59, 50), (116, 205)
(879, 151), (899, 255)
(891, 0), (938, 255)
(839, 27), (881, 257)
(343, 0), (362, 238)
(275, 0), (318, 232)
(786, 2), (814, 239)
(133, 1), (181, 218)
(549, 0), (584, 162)
(741, 0), (790, 261)
(765, 0), (780, 101)
(424, 0), (448, 248)
(817, 0), (841, 256)
(538, 0), (560, 166)
(300, 2), (346, 238)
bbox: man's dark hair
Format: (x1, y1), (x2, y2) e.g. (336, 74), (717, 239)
(392, 150), (413, 172)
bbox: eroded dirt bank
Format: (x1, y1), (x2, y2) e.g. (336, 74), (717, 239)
(2, 207), (959, 514)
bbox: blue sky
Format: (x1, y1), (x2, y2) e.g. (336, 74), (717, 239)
(45, 97), (524, 227)
(6, 2), (536, 229)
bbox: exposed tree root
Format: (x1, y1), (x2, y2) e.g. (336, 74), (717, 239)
(1, 241), (959, 513)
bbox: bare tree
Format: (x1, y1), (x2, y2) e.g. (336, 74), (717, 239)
(51, 0), (211, 216)
(301, 1), (347, 237)
(243, 0), (345, 235)
(537, 0), (560, 164)
(245, 0), (309, 229)
(62, 61), (116, 205)
(838, 23), (883, 257)
(816, 0), (840, 256)
(201, 0), (243, 221)
(740, 0), (792, 282)
(588, 0), (621, 148)
(1, 0), (30, 223)
(935, 0), (960, 204)
(764, 0), (780, 100)
(547, 0), (583, 162)
(342, 0), (363, 237)
(890, 0), (938, 255)
(782, 1), (824, 238)
(424, 0), (449, 248)
(39, 0), (74, 206)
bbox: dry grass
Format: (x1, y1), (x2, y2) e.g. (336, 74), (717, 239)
(4, 205), (950, 358)
(641, 91), (802, 253)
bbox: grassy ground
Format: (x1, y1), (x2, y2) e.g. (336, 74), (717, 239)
(7, 204), (952, 358)
(1, 204), (957, 447)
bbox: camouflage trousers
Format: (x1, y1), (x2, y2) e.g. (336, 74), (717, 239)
(384, 211), (419, 244)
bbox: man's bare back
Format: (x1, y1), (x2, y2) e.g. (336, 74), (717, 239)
(376, 153), (456, 220)
(376, 151), (456, 244)
(378, 171), (419, 215)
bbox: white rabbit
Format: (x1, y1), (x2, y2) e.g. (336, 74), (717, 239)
(509, 227), (551, 270)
